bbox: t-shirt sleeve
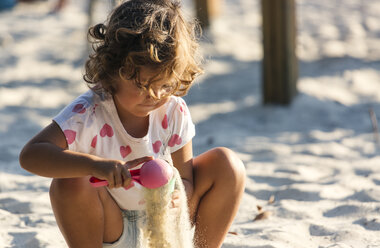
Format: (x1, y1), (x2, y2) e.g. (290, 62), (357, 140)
(53, 92), (95, 152)
(168, 97), (196, 153)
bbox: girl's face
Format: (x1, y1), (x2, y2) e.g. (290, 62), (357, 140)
(113, 66), (174, 119)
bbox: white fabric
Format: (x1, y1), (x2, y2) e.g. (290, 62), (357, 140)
(53, 90), (195, 210)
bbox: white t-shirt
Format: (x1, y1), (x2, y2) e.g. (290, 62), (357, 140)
(53, 90), (195, 210)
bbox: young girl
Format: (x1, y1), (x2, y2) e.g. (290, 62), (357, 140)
(19, 0), (246, 247)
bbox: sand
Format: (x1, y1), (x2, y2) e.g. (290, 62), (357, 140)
(1, 0), (380, 247)
(142, 167), (193, 248)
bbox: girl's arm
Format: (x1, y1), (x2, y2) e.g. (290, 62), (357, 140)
(19, 121), (150, 188)
(171, 141), (194, 201)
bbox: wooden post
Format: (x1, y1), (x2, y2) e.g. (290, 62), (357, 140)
(194, 0), (221, 28)
(262, 0), (298, 105)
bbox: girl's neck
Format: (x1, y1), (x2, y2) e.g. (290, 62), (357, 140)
(120, 111), (149, 138)
(113, 101), (150, 139)
(121, 115), (149, 138)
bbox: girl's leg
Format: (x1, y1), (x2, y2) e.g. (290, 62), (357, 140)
(49, 176), (123, 248)
(190, 147), (246, 248)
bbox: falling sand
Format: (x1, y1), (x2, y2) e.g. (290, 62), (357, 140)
(140, 167), (194, 248)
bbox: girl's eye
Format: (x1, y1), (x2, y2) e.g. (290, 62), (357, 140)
(162, 84), (173, 91)
(134, 80), (146, 90)
(158, 84), (175, 97)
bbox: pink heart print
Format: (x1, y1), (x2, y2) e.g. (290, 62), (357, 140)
(120, 145), (132, 158)
(100, 124), (114, 137)
(72, 104), (86, 114)
(91, 135), (97, 148)
(92, 104), (98, 115)
(179, 101), (187, 115)
(64, 129), (76, 145)
(162, 114), (168, 129)
(152, 140), (162, 153)
(168, 134), (182, 147)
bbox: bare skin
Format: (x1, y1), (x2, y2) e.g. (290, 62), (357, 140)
(21, 123), (245, 248)
(19, 68), (246, 248)
(189, 148), (245, 247)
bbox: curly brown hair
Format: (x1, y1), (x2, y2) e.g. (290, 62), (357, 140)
(83, 0), (203, 97)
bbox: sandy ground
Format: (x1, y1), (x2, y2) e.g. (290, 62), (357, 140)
(1, 0), (380, 247)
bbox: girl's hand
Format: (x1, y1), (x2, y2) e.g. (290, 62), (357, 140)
(92, 156), (153, 189)
(170, 190), (181, 213)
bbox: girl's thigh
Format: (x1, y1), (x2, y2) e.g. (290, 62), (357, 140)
(50, 177), (124, 244)
(98, 186), (125, 243)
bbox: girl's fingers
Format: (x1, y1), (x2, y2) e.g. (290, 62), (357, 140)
(108, 174), (117, 189)
(100, 157), (154, 188)
(170, 190), (181, 208)
(114, 163), (124, 188)
(171, 198), (180, 208)
(106, 163), (124, 189)
(125, 156), (154, 169)
(171, 190), (180, 199)
(114, 175), (122, 188)
(107, 177), (114, 189)
(121, 166), (132, 188)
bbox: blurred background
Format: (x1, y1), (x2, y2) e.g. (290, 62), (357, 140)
(1, 0), (380, 159)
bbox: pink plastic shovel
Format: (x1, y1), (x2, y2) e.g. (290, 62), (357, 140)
(89, 158), (174, 190)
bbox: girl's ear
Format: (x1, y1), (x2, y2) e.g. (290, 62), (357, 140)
(118, 67), (127, 81)
(119, 65), (140, 82)
(118, 67), (132, 84)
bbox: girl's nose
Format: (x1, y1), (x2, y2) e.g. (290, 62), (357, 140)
(145, 89), (161, 101)
(148, 87), (166, 100)
(155, 88), (166, 99)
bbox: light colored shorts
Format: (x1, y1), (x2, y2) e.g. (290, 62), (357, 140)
(103, 210), (145, 248)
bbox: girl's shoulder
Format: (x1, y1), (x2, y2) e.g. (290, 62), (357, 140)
(153, 96), (194, 153)
(153, 96), (191, 125)
(53, 90), (114, 151)
(162, 96), (189, 115)
(154, 96), (192, 127)
(54, 90), (101, 122)
(168, 95), (187, 105)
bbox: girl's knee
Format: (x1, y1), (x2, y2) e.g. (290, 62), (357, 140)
(211, 147), (245, 176)
(201, 147), (246, 188)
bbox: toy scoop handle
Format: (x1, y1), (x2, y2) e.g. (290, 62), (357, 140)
(89, 177), (109, 187)
(89, 169), (141, 189)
